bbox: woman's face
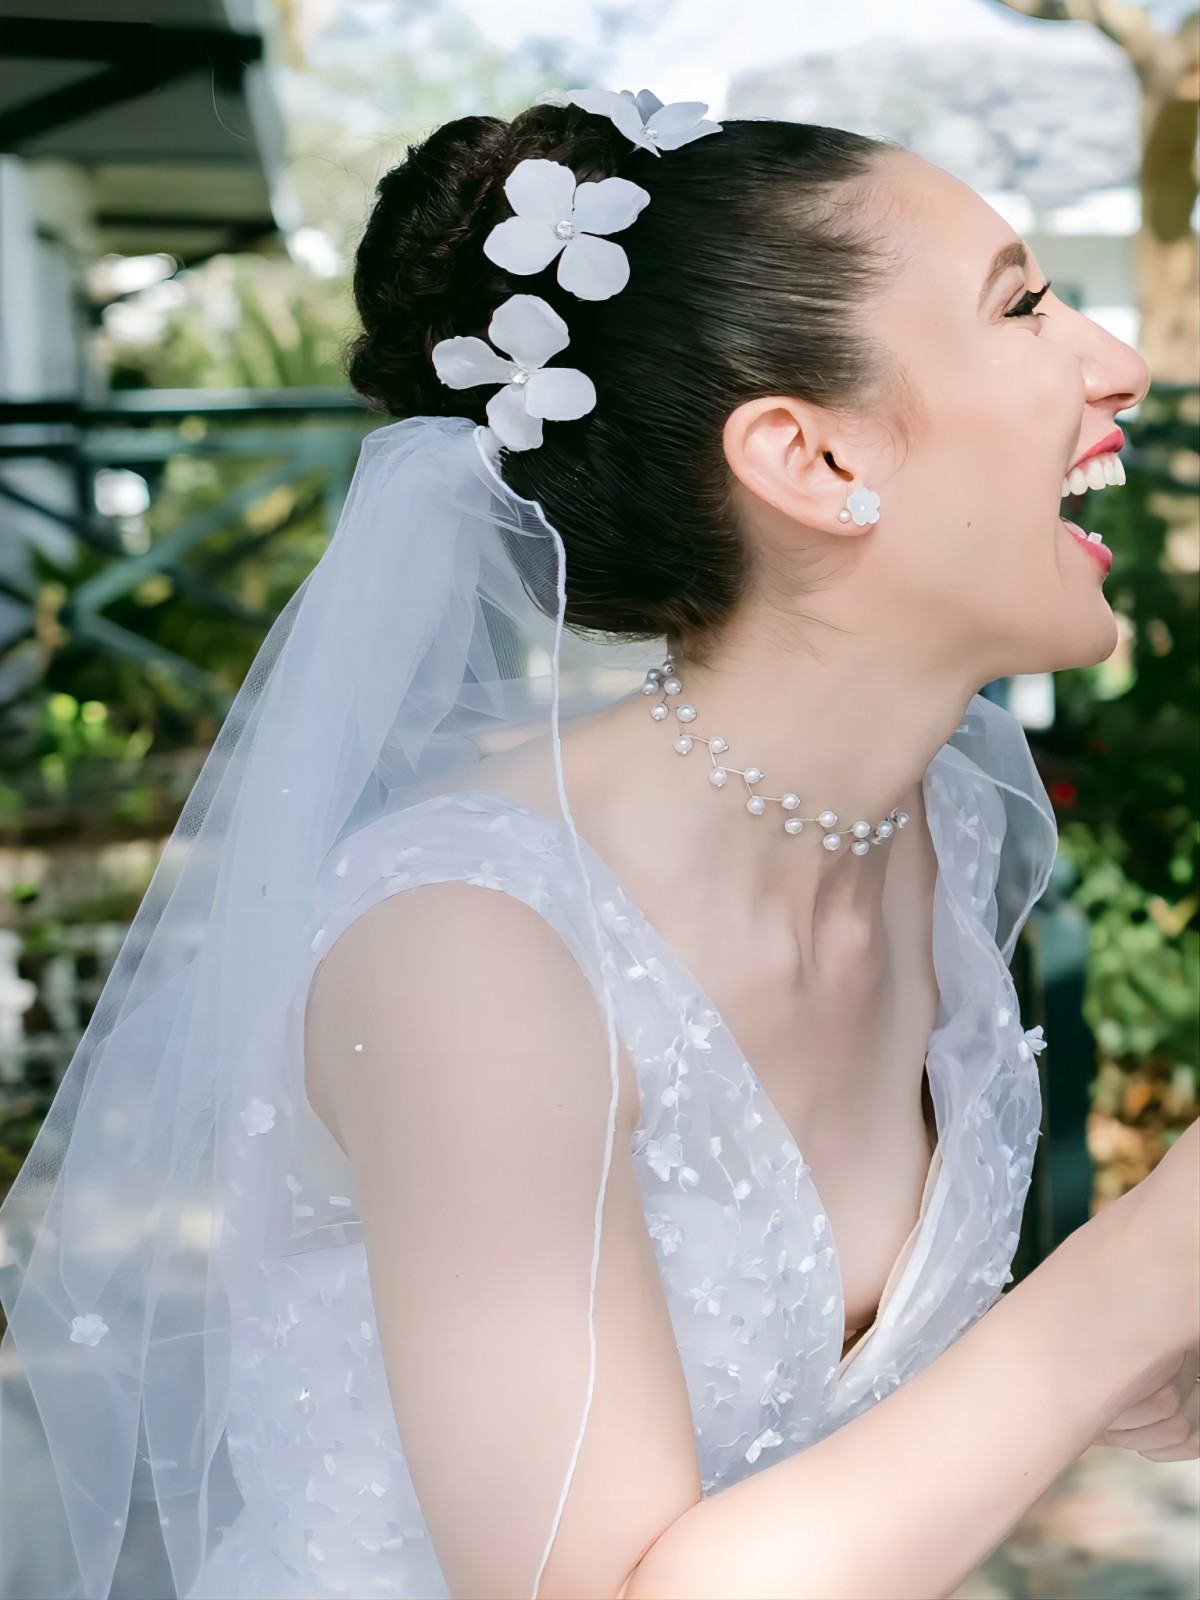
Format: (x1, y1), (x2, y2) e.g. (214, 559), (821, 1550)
(855, 150), (1150, 682)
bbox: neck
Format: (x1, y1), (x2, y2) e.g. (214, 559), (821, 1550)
(572, 631), (978, 978)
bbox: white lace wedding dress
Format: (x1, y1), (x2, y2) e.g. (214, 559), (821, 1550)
(187, 694), (1050, 1598)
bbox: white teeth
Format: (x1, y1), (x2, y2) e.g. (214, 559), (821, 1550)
(1061, 452), (1124, 499)
(1086, 531), (1104, 543)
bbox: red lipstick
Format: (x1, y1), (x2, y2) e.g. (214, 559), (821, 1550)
(1067, 428), (1124, 475)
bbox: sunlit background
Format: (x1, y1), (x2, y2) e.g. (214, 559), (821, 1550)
(0, 2), (1197, 1592)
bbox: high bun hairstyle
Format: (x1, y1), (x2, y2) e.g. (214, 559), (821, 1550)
(347, 99), (900, 667)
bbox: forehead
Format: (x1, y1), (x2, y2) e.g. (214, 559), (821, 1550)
(869, 151), (1023, 301)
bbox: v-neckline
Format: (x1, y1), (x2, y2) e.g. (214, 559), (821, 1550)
(454, 758), (952, 1383)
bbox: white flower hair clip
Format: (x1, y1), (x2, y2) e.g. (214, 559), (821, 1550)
(432, 293), (596, 452)
(566, 87), (722, 156)
(483, 157), (650, 301)
(430, 85), (722, 452)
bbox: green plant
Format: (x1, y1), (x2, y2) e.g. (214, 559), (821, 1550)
(1058, 817), (1199, 1087)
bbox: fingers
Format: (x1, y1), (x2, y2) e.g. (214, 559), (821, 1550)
(1103, 1384), (1181, 1432)
(1096, 1374), (1199, 1461)
(1137, 1381), (1199, 1462)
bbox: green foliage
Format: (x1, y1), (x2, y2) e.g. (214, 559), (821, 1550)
(0, 443), (340, 823)
(1049, 390), (1199, 882)
(1058, 817), (1199, 1081)
(1043, 385), (1199, 1094)
(104, 256), (353, 393)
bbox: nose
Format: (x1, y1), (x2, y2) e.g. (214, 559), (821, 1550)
(1068, 303), (1151, 419)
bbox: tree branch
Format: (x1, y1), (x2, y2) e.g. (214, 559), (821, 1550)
(989, 0), (1184, 70)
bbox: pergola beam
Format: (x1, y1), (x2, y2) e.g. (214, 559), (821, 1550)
(0, 19), (263, 152)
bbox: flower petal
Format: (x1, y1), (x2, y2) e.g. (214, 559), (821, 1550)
(567, 88), (646, 146)
(630, 88), (665, 121)
(483, 215), (564, 277)
(557, 233), (631, 301)
(645, 101), (711, 138)
(488, 293), (570, 369)
(524, 366), (597, 421)
(431, 336), (515, 390)
(486, 383), (543, 451)
(503, 157), (578, 228)
(658, 117), (723, 149)
(571, 176), (651, 237)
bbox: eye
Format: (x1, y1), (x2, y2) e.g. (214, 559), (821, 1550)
(1003, 282), (1051, 320)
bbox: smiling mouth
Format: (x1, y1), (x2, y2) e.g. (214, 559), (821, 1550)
(1061, 451), (1126, 498)
(1058, 450), (1124, 571)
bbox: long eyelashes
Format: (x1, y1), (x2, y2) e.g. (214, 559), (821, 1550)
(1004, 281), (1051, 319)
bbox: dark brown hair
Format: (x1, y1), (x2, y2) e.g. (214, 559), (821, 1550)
(347, 102), (900, 665)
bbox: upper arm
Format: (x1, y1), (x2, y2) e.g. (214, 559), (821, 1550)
(303, 879), (702, 1599)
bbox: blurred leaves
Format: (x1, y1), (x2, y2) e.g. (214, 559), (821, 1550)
(1058, 818), (1198, 1072)
(1043, 385), (1199, 1176)
(101, 255), (354, 392)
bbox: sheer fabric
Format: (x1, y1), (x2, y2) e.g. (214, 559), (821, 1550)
(195, 689), (1054, 1595)
(0, 413), (1056, 1598)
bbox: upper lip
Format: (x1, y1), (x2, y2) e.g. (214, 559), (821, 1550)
(1067, 428), (1124, 475)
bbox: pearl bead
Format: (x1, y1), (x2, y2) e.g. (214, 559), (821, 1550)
(641, 682), (660, 695)
(674, 735), (693, 754)
(817, 810), (838, 829)
(710, 736), (728, 754)
(746, 796), (765, 815)
(851, 839), (871, 855)
(744, 766), (763, 784)
(709, 768), (728, 787)
(663, 677), (681, 695)
(676, 705), (696, 722)
(781, 793), (800, 810)
(650, 703), (669, 721)
(822, 833), (842, 851)
(784, 817), (804, 834)
(895, 811), (910, 828)
(838, 508), (852, 523)
(876, 819), (894, 838)
(852, 820), (872, 839)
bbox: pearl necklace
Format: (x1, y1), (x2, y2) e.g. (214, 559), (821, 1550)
(642, 659), (910, 855)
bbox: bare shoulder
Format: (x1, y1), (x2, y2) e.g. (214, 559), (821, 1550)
(302, 878), (701, 1597)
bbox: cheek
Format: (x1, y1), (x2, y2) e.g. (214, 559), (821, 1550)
(901, 331), (1079, 513)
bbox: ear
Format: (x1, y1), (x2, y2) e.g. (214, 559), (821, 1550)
(722, 396), (857, 530)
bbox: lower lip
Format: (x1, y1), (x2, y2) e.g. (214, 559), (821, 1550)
(1060, 517), (1113, 575)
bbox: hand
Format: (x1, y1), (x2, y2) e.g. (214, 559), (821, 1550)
(1090, 1346), (1199, 1461)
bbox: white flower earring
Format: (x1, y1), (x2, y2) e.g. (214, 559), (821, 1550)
(838, 485), (881, 526)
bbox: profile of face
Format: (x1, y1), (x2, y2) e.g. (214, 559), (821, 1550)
(724, 150), (1151, 687)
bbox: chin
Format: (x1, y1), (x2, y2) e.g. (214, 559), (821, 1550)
(1065, 601), (1122, 671)
(991, 600), (1120, 678)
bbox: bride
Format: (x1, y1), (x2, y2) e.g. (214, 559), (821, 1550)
(1, 88), (1196, 1600)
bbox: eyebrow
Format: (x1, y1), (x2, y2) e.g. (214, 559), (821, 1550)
(978, 240), (1028, 308)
